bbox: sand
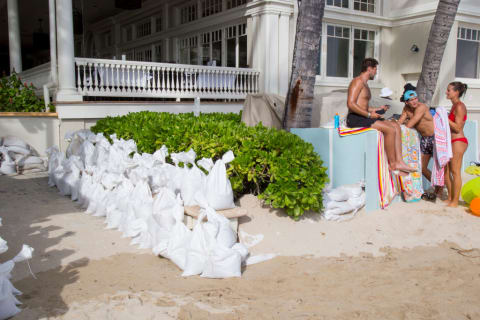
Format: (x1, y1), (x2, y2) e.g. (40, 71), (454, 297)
(1, 172), (480, 319)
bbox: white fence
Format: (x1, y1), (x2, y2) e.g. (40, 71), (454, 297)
(75, 58), (260, 99)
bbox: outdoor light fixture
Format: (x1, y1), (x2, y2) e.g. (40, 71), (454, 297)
(410, 44), (419, 53)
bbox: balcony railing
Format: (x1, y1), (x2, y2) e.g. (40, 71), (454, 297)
(74, 58), (260, 99)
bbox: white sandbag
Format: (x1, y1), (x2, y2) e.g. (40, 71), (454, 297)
(152, 188), (179, 231)
(17, 156), (46, 171)
(66, 134), (83, 158)
(232, 242), (249, 262)
(6, 145), (31, 156)
(0, 295), (21, 320)
(79, 140), (96, 167)
(325, 200), (354, 213)
(0, 161), (16, 175)
(180, 164), (204, 206)
(201, 245), (242, 278)
(148, 167), (169, 194)
(46, 146), (64, 187)
(162, 220), (192, 270)
(12, 244), (34, 262)
(339, 183), (363, 198)
(0, 147), (12, 163)
(205, 151), (236, 210)
(206, 207), (236, 248)
(347, 192), (366, 210)
(2, 136), (28, 149)
(182, 211), (218, 277)
(197, 158), (214, 173)
(152, 145), (168, 164)
(326, 187), (349, 202)
(170, 152), (189, 194)
(0, 236), (7, 255)
(131, 180), (153, 221)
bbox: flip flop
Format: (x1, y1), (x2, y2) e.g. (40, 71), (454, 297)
(421, 192), (436, 202)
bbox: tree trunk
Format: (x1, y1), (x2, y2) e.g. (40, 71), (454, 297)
(283, 0), (325, 130)
(416, 0), (461, 105)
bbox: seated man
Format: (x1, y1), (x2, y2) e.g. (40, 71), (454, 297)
(347, 58), (415, 173)
(397, 90), (439, 196)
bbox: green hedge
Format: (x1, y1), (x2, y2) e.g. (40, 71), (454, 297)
(0, 72), (54, 112)
(91, 112), (328, 219)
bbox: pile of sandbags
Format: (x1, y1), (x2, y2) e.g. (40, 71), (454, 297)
(0, 218), (34, 320)
(322, 183), (366, 221)
(0, 136), (46, 175)
(47, 130), (248, 278)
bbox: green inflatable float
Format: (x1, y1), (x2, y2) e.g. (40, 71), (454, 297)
(461, 177), (480, 204)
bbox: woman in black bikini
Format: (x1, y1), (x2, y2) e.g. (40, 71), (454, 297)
(444, 81), (468, 208)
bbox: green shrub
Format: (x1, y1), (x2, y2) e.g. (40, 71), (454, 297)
(91, 111), (328, 219)
(0, 72), (52, 112)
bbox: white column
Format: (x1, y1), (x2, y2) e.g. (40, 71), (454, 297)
(278, 13), (290, 97)
(260, 13), (279, 94)
(49, 0), (57, 84)
(56, 0), (82, 101)
(7, 0), (22, 73)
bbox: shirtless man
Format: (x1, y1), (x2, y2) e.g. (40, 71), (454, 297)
(347, 58), (414, 173)
(398, 90), (435, 182)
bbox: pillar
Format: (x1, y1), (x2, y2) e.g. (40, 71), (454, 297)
(56, 0), (82, 101)
(278, 13), (290, 97)
(7, 0), (22, 73)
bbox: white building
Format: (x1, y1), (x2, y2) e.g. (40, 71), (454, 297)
(5, 0), (480, 128)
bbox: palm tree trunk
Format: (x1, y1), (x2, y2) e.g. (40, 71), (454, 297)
(416, 0), (461, 105)
(283, 0), (325, 130)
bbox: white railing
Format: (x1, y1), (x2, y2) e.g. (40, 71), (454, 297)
(75, 58), (260, 99)
(18, 62), (52, 95)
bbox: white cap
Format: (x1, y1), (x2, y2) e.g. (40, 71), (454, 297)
(380, 87), (393, 98)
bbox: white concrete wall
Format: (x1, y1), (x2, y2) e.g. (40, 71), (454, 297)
(0, 116), (60, 156)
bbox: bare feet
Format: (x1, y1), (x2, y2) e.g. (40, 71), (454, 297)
(392, 162), (417, 173)
(447, 202), (458, 208)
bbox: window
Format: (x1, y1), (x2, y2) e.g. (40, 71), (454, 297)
(156, 14), (163, 32)
(129, 47), (153, 62)
(353, 28), (375, 76)
(226, 23), (247, 68)
(155, 43), (163, 62)
(326, 0), (375, 13)
(226, 0), (246, 10)
(326, 0), (348, 9)
(179, 36), (198, 65)
(125, 26), (133, 42)
(326, 25), (350, 77)
(456, 27), (480, 79)
(202, 0), (222, 17)
(104, 31), (112, 47)
(180, 3), (197, 24)
(201, 30), (222, 66)
(354, 0), (375, 13)
(136, 20), (151, 38)
(321, 24), (377, 79)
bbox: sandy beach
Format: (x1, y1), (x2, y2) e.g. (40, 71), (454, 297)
(1, 172), (480, 319)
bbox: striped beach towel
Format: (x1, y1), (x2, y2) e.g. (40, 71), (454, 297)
(338, 126), (397, 209)
(432, 107), (452, 186)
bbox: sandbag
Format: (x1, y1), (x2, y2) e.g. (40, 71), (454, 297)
(182, 212), (218, 276)
(2, 136), (28, 149)
(347, 192), (366, 210)
(201, 245), (242, 278)
(326, 188), (349, 202)
(205, 151), (236, 210)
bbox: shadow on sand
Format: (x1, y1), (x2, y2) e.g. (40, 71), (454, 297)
(0, 173), (90, 318)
